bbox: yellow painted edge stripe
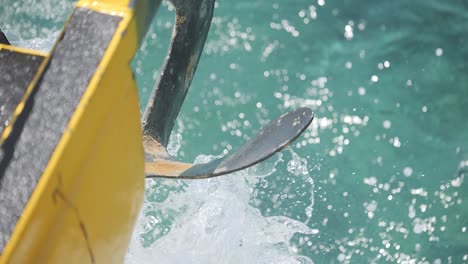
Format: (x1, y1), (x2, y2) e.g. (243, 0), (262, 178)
(75, 0), (132, 16)
(0, 45), (48, 57)
(1, 7), (134, 261)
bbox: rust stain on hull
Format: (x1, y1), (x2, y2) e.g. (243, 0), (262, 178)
(145, 159), (193, 177)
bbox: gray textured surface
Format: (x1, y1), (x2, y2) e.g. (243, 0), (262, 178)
(0, 50), (44, 135)
(0, 8), (120, 252)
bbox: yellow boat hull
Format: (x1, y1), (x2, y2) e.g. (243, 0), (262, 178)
(0, 1), (159, 262)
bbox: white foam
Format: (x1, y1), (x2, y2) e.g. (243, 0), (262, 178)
(126, 151), (316, 264)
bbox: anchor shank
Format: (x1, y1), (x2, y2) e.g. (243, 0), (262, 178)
(142, 0), (215, 147)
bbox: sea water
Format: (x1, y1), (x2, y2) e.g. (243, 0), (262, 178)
(1, 0), (467, 263)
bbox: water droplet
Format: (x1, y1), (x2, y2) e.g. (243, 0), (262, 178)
(403, 167), (413, 177)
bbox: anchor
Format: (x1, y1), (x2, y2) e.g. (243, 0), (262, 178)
(141, 0), (314, 179)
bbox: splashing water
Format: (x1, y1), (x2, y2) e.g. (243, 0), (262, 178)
(126, 146), (318, 264)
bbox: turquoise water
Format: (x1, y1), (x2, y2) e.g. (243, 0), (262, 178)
(2, 0), (468, 263)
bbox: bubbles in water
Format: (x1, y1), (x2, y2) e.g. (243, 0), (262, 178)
(344, 24), (354, 40)
(364, 201), (377, 219)
(403, 167), (413, 177)
(363, 176), (377, 186)
(383, 120), (391, 129)
(358, 87), (366, 96)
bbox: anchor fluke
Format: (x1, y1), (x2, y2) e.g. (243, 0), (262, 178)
(145, 107), (314, 179)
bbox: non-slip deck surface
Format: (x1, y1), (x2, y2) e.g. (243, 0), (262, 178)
(0, 49), (44, 135)
(0, 8), (121, 252)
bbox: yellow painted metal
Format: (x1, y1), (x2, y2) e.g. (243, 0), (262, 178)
(0, 0), (159, 263)
(76, 0), (162, 43)
(75, 0), (131, 14)
(0, 45), (47, 57)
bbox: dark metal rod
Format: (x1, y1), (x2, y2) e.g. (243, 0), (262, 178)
(142, 0), (215, 147)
